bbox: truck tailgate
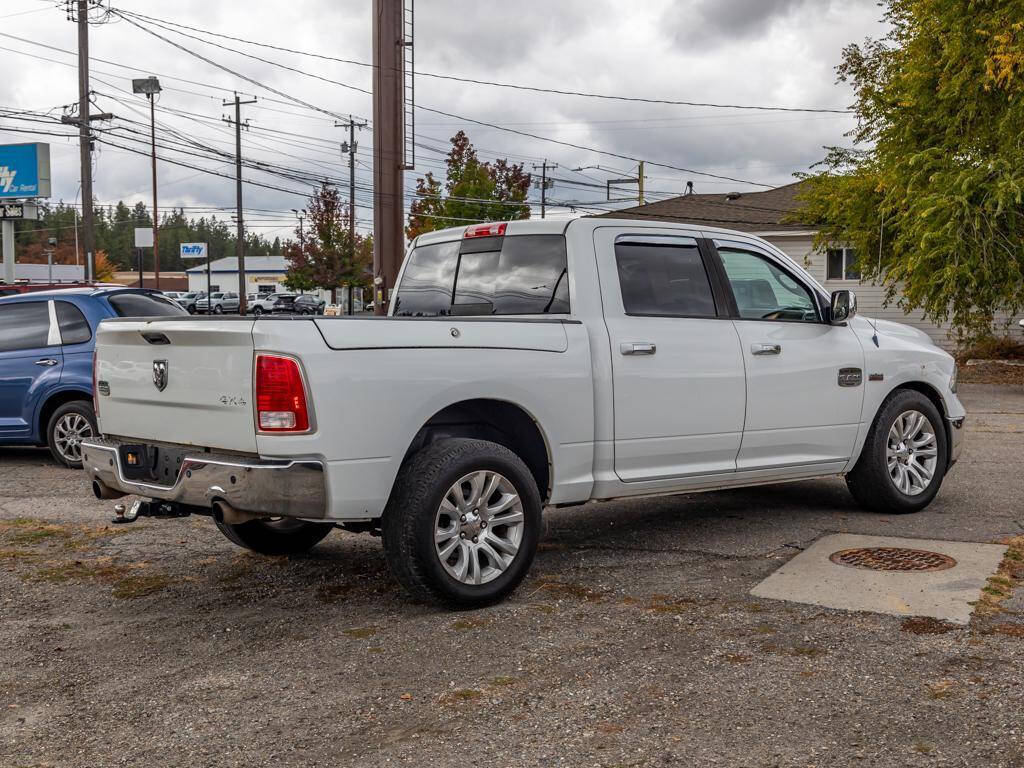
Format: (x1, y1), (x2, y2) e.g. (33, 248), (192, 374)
(94, 319), (258, 453)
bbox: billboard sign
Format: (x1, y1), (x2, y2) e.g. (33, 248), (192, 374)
(0, 143), (51, 199)
(180, 242), (208, 259)
(134, 228), (154, 248)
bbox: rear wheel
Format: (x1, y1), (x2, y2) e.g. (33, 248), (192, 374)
(382, 438), (541, 608)
(214, 517), (334, 555)
(213, 304), (223, 314)
(46, 400), (97, 469)
(846, 389), (947, 514)
(252, 305), (263, 316)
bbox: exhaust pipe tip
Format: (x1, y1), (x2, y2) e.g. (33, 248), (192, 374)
(93, 480), (127, 500)
(212, 499), (258, 526)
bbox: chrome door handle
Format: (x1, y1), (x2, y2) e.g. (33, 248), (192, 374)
(751, 343), (781, 356)
(620, 342), (657, 356)
(34, 358), (59, 367)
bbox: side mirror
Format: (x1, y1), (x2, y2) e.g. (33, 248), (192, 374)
(830, 290), (857, 325)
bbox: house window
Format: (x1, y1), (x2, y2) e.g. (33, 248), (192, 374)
(826, 248), (861, 281)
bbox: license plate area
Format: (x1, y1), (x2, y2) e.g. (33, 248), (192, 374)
(118, 443), (190, 485)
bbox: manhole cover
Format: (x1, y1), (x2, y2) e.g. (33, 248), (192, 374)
(829, 547), (957, 572)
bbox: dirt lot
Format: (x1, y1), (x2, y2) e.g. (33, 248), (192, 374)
(2, 383), (1023, 768)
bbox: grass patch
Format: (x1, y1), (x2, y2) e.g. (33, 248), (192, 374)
(449, 689), (483, 701)
(902, 617), (959, 635)
(491, 675), (517, 686)
(721, 652), (751, 664)
(980, 623), (1024, 640)
(342, 626), (377, 639)
(111, 574), (171, 599)
(35, 558), (133, 584)
(927, 679), (956, 699)
(453, 617), (489, 631)
(316, 584), (354, 604)
(956, 334), (1024, 363)
(976, 536), (1024, 617)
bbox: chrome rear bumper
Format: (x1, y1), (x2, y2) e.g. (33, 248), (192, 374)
(81, 438), (327, 519)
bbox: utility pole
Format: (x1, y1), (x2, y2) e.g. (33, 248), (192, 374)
(75, 0), (94, 283)
(637, 161), (645, 205)
(372, 0), (409, 315)
(223, 93), (256, 314)
(336, 115), (367, 315)
(532, 161), (557, 219)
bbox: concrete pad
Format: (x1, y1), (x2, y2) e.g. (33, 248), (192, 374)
(751, 533), (1007, 625)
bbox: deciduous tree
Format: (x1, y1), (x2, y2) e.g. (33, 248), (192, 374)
(794, 0), (1024, 341)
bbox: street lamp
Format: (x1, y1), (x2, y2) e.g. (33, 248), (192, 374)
(132, 77), (161, 289)
(291, 208), (305, 250)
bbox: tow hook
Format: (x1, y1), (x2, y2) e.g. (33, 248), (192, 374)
(111, 500), (191, 524)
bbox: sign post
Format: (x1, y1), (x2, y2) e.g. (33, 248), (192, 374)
(134, 227), (153, 288)
(180, 243), (210, 305)
(0, 143), (50, 285)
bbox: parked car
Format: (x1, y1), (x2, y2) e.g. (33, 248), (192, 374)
(0, 287), (186, 468)
(175, 291), (205, 314)
(161, 291), (186, 302)
(84, 218), (965, 608)
(195, 291), (239, 314)
(248, 292), (292, 315)
(272, 293), (325, 315)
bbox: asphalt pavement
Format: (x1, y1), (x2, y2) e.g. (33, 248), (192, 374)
(1, 382), (1022, 768)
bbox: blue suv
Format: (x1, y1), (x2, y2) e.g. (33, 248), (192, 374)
(0, 288), (186, 467)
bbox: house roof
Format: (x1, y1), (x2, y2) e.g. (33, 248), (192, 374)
(599, 180), (814, 234)
(185, 255), (287, 273)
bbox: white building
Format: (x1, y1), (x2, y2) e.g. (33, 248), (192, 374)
(186, 255), (328, 301)
(611, 181), (965, 351)
(8, 263), (86, 283)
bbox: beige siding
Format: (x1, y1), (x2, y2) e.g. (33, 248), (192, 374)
(761, 235), (962, 351)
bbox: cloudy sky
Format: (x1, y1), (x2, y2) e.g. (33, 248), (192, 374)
(0, 0), (885, 239)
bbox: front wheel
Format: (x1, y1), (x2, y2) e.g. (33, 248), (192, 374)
(214, 517), (334, 555)
(47, 400), (97, 469)
(846, 389), (948, 514)
(252, 306), (263, 316)
(382, 438), (542, 608)
(213, 304), (223, 315)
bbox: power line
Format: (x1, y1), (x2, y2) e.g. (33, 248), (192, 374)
(110, 6), (852, 114)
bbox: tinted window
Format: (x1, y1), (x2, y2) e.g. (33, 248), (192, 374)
(615, 240), (716, 318)
(107, 293), (188, 318)
(394, 235), (569, 316)
(393, 240), (461, 316)
(0, 301), (51, 352)
(719, 248), (818, 322)
(453, 235), (569, 315)
(55, 301), (91, 345)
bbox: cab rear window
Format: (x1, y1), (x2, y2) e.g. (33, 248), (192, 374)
(393, 234), (569, 317)
(107, 293), (188, 318)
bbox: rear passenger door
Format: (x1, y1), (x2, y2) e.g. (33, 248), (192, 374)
(0, 300), (63, 439)
(595, 228), (746, 483)
(54, 300), (95, 392)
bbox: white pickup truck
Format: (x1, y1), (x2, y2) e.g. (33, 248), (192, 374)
(83, 218), (965, 607)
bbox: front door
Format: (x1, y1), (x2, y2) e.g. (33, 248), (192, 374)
(713, 240), (865, 471)
(0, 300), (63, 440)
(595, 228), (746, 483)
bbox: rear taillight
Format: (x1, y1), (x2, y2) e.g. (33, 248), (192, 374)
(255, 354), (310, 432)
(464, 222), (507, 238)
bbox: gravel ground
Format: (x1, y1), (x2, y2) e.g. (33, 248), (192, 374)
(2, 383), (1023, 768)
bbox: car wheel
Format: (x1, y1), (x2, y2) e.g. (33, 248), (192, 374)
(187, 305), (196, 315)
(846, 389), (948, 514)
(382, 438), (542, 608)
(213, 304), (223, 314)
(253, 306), (263, 316)
(46, 400), (97, 469)
(214, 516), (334, 555)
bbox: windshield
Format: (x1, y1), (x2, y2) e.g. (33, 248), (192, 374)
(393, 234), (570, 317)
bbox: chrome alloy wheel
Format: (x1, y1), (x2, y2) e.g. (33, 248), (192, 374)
(53, 412), (93, 463)
(887, 409), (939, 496)
(434, 470), (525, 586)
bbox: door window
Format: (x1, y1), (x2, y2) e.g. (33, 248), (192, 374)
(718, 248), (819, 322)
(0, 301), (51, 352)
(55, 301), (92, 345)
(615, 239), (717, 318)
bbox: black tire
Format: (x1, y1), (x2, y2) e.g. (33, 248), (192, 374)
(213, 304), (223, 314)
(252, 306), (263, 316)
(846, 389), (948, 514)
(46, 400), (97, 469)
(187, 304), (196, 315)
(381, 438), (542, 608)
(214, 517), (334, 555)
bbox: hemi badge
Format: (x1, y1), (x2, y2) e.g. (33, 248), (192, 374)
(97, 380), (110, 396)
(868, 373), (885, 382)
(838, 368), (863, 387)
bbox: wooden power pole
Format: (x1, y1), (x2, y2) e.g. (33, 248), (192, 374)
(372, 0), (409, 315)
(336, 115), (367, 314)
(223, 93), (256, 314)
